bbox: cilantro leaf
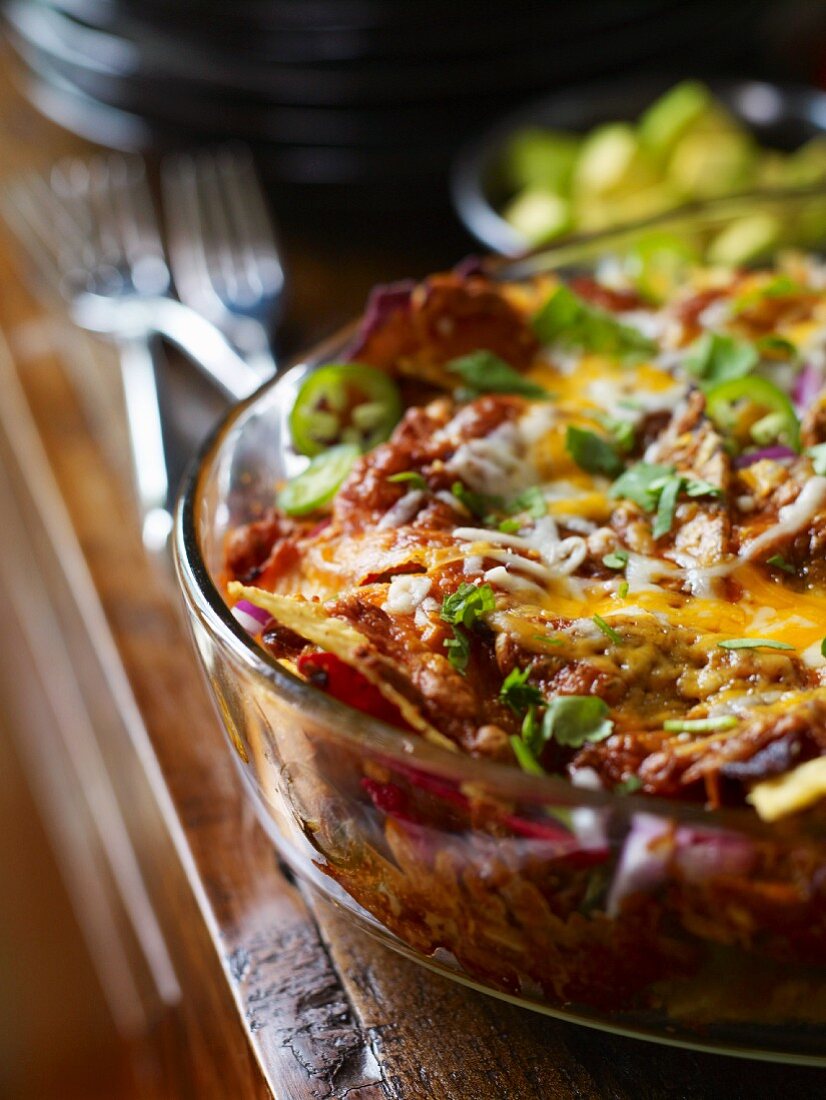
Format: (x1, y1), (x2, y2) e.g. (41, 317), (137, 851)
(593, 412), (636, 453)
(440, 582), (495, 672)
(509, 485), (547, 519)
(541, 695), (614, 748)
(451, 481), (503, 519)
(593, 614), (622, 645)
(444, 627), (470, 672)
(387, 471), (427, 490)
(684, 331), (758, 386)
(565, 425), (624, 477)
(531, 285), (655, 360)
(610, 461), (722, 538)
(609, 461), (675, 511)
(440, 582), (496, 628)
(614, 774), (642, 795)
(499, 667), (543, 715)
(653, 474), (682, 539)
(766, 553), (796, 575)
(446, 350), (549, 399)
(520, 705), (541, 752)
(732, 274), (807, 314)
(509, 734), (545, 775)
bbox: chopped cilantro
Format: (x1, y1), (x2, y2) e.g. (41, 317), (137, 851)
(684, 331), (758, 387)
(440, 582), (496, 628)
(732, 274), (806, 313)
(509, 485), (547, 519)
(445, 349), (549, 400)
(593, 614), (622, 645)
(387, 471), (427, 490)
(602, 550), (629, 570)
(541, 695), (614, 749)
(594, 412), (636, 453)
(440, 583), (495, 674)
(614, 775), (642, 795)
(808, 443), (826, 476)
(509, 734), (545, 776)
(531, 285), (656, 360)
(451, 480), (503, 519)
(718, 638), (795, 651)
(499, 667), (543, 715)
(821, 637), (826, 659)
(498, 517), (522, 534)
(652, 475), (682, 539)
(663, 715), (738, 732)
(565, 425), (624, 477)
(610, 461), (722, 538)
(444, 627), (470, 672)
(609, 461), (675, 510)
(766, 553), (796, 575)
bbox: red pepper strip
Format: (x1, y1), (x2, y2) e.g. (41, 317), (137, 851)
(392, 762), (470, 812)
(360, 778), (422, 824)
(500, 812), (611, 868)
(296, 650), (412, 730)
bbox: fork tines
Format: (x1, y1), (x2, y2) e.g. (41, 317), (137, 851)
(162, 145), (283, 356)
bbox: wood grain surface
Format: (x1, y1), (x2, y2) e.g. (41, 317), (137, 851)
(0, 48), (825, 1100)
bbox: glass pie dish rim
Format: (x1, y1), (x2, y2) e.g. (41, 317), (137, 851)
(174, 186), (826, 846)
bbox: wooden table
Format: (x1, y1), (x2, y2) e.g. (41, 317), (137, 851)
(0, 57), (824, 1100)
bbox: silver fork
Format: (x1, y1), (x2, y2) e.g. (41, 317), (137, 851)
(4, 156), (175, 552)
(161, 145), (282, 382)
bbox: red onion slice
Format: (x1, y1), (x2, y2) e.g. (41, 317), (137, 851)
(232, 599), (271, 634)
(733, 445), (797, 469)
(345, 279), (415, 360)
(793, 361), (823, 412)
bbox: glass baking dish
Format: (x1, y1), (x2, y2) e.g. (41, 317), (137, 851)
(175, 189), (826, 1064)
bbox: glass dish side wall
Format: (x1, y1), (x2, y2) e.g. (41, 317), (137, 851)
(176, 194), (826, 1061)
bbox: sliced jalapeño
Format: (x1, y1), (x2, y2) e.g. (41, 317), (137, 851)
(290, 362), (402, 457)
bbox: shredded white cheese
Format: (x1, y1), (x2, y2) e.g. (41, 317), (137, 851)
(378, 489), (424, 529)
(741, 477), (826, 561)
(382, 574), (432, 614)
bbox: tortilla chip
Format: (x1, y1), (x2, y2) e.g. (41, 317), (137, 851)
(228, 582), (456, 752)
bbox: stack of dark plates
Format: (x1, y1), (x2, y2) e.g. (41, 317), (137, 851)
(5, 0), (767, 208)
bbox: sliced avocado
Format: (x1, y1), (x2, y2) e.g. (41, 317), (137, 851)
(756, 151), (790, 188)
(707, 213), (782, 266)
(782, 136), (826, 187)
(668, 129), (757, 199)
(795, 196), (826, 247)
(502, 128), (580, 194)
(503, 189), (571, 245)
(574, 122), (657, 197)
(638, 80), (714, 157)
(575, 183), (677, 232)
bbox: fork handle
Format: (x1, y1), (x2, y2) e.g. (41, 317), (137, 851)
(116, 334), (172, 553)
(76, 295), (274, 404)
(151, 297), (273, 402)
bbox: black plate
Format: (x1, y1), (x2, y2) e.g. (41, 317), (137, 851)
(9, 1), (730, 107)
(451, 76), (826, 254)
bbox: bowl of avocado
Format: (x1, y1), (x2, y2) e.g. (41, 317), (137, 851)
(452, 78), (826, 260)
